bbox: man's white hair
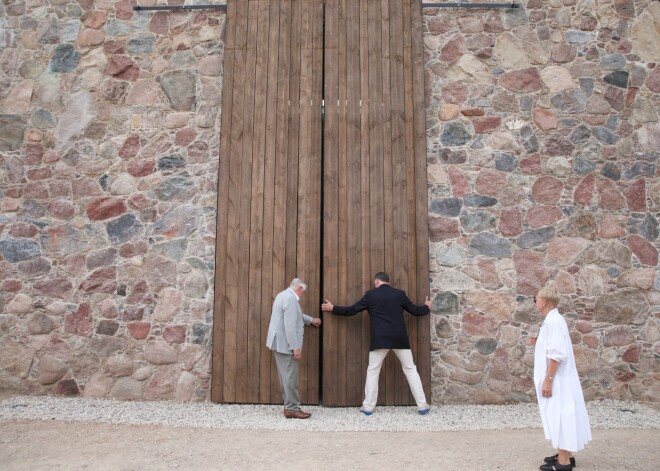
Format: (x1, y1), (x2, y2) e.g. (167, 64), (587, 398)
(290, 278), (307, 291)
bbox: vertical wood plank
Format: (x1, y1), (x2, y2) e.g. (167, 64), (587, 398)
(211, 0), (237, 403)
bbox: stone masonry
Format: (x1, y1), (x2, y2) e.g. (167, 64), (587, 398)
(0, 1), (658, 404)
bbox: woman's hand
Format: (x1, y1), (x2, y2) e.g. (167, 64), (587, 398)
(542, 378), (553, 397)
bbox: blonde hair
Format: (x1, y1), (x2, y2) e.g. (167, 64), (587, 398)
(537, 283), (560, 307)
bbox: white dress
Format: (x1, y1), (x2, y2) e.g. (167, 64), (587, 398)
(534, 308), (592, 452)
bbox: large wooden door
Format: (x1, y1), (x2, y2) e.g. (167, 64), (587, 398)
(211, 0), (324, 404)
(322, 0), (430, 406)
(212, 0), (429, 406)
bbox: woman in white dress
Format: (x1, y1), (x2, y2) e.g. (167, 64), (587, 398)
(532, 284), (591, 471)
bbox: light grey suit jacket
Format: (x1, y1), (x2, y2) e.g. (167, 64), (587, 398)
(266, 288), (312, 354)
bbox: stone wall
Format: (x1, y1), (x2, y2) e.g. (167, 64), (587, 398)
(0, 0), (658, 404)
(0, 0), (224, 401)
(424, 1), (659, 403)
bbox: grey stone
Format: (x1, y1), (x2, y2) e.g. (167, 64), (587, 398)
(474, 337), (498, 354)
(600, 53), (626, 70)
(433, 291), (459, 315)
(127, 33), (156, 55)
(565, 30), (592, 44)
(49, 44), (79, 73)
(440, 122), (472, 147)
(438, 148), (467, 164)
(638, 214), (658, 241)
(469, 233), (512, 258)
(17, 258), (51, 279)
(153, 174), (196, 202)
(171, 51), (196, 69)
(38, 17), (60, 44)
(97, 320), (120, 336)
(503, 5), (527, 28)
(196, 105), (218, 128)
(579, 78), (594, 96)
(594, 290), (649, 324)
(623, 162), (656, 179)
(105, 20), (132, 37)
(184, 270), (209, 299)
(570, 125), (591, 145)
(59, 20), (81, 42)
(18, 59), (44, 79)
(520, 96), (533, 111)
(19, 200), (47, 219)
(460, 211), (497, 233)
(435, 244), (467, 267)
(106, 214), (143, 245)
(86, 248), (118, 270)
(573, 155), (596, 175)
(605, 116), (618, 131)
(431, 198), (462, 217)
(593, 127), (620, 145)
(607, 267), (621, 278)
(161, 71), (197, 112)
(31, 109), (55, 130)
(0, 238), (41, 263)
(516, 227), (555, 249)
(152, 238), (188, 262)
(27, 313), (55, 335)
(520, 125), (539, 153)
(191, 323), (210, 345)
(495, 152), (517, 172)
(434, 316), (454, 339)
(601, 162), (621, 181)
(464, 195), (497, 207)
(551, 90), (588, 113)
(158, 155), (186, 170)
(0, 114), (28, 151)
(603, 70), (629, 88)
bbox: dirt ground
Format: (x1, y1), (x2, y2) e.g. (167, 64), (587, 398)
(1, 420), (658, 471)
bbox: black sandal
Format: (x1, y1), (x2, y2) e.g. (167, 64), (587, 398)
(539, 461), (574, 471)
(543, 454), (576, 467)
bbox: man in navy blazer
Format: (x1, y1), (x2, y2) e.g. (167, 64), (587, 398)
(321, 272), (432, 415)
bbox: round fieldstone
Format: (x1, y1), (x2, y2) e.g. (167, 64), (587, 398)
(153, 174), (196, 202)
(106, 214), (143, 245)
(38, 355), (68, 385)
(600, 53), (626, 70)
(191, 323), (210, 345)
(435, 243), (467, 268)
(601, 162), (622, 181)
(604, 70), (629, 88)
(31, 108), (55, 129)
(475, 337), (498, 354)
(638, 214), (658, 241)
(440, 122), (472, 147)
(570, 125), (591, 145)
(158, 154), (186, 170)
(0, 114), (28, 151)
(430, 198), (462, 217)
(0, 238), (41, 263)
(593, 127), (620, 145)
(434, 316), (454, 339)
(469, 232), (512, 258)
(516, 227), (555, 249)
(161, 71), (197, 112)
(49, 44), (80, 73)
(495, 152), (517, 172)
(127, 33), (156, 55)
(460, 211), (497, 233)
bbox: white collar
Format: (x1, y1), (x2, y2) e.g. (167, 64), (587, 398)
(288, 287), (299, 301)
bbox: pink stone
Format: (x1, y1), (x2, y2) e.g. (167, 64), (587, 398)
(462, 310), (498, 336)
(583, 334), (599, 348)
(59, 254), (86, 277)
(513, 250), (548, 295)
(547, 238), (590, 266)
(457, 16), (483, 33)
(25, 144), (44, 164)
(575, 321), (593, 334)
(127, 159), (156, 177)
(573, 174), (595, 205)
(499, 67), (543, 93)
(105, 55), (139, 81)
(551, 43), (577, 63)
(626, 88), (638, 107)
(524, 206), (563, 228)
(9, 223), (38, 238)
(72, 178), (102, 198)
(64, 303), (93, 337)
(599, 214), (625, 238)
(646, 67), (660, 93)
(127, 194), (152, 211)
(53, 379), (80, 397)
(429, 216), (460, 242)
(115, 0), (134, 20)
(627, 234), (658, 266)
(27, 167), (52, 181)
(86, 197), (127, 221)
(448, 167), (470, 196)
(99, 298), (119, 319)
(2, 279), (22, 292)
(149, 11), (169, 34)
(33, 277), (73, 298)
(477, 259), (502, 290)
(475, 168), (506, 196)
(175, 128), (197, 147)
(78, 28), (105, 47)
(623, 179), (646, 212)
(104, 40), (125, 54)
(499, 207), (522, 237)
(123, 306), (144, 321)
(622, 344), (640, 363)
(472, 116), (501, 134)
(79, 267), (117, 294)
(532, 108), (558, 130)
(461, 108), (485, 117)
(48, 199), (75, 220)
(128, 322), (151, 340)
(26, 129), (42, 142)
(427, 15), (452, 35)
(442, 81), (469, 105)
(145, 342), (178, 365)
(532, 176), (563, 205)
(119, 134), (141, 159)
(82, 10), (108, 29)
(520, 155), (542, 174)
(24, 182), (49, 198)
(597, 178), (625, 210)
(126, 279), (154, 305)
(154, 288), (184, 322)
(440, 35), (464, 62)
(145, 366), (177, 400)
(603, 326), (635, 347)
(163, 325), (186, 344)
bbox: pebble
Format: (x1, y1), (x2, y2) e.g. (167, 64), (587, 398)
(0, 396), (658, 432)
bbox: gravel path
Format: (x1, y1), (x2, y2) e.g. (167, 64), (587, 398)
(1, 396), (658, 432)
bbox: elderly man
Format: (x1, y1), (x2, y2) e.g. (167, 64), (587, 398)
(266, 278), (321, 419)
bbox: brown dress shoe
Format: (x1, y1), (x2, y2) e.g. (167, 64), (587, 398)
(284, 409), (311, 419)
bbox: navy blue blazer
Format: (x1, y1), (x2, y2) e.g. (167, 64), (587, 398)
(331, 284), (430, 350)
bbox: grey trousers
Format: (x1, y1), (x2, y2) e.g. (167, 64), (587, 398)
(273, 351), (301, 412)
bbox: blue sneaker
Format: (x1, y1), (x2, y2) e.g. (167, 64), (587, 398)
(360, 407), (373, 416)
(418, 408), (430, 415)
